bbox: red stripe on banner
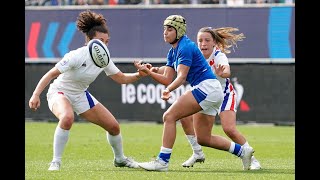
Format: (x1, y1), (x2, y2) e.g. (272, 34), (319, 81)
(109, 0), (117, 5)
(240, 100), (250, 112)
(27, 22), (41, 58)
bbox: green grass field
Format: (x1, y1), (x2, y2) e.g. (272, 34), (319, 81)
(25, 121), (295, 180)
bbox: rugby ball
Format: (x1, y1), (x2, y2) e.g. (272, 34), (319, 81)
(88, 39), (110, 68)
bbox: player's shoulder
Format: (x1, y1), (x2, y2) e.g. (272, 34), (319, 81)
(213, 47), (221, 55)
(71, 46), (88, 55)
(213, 47), (227, 57)
(62, 46), (88, 66)
(63, 46), (87, 58)
(179, 37), (198, 52)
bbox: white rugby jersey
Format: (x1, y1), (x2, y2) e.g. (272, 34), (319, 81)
(48, 45), (120, 95)
(206, 47), (230, 91)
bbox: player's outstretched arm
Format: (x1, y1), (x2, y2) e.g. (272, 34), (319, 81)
(29, 67), (61, 111)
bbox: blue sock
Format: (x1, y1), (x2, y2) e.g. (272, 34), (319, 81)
(157, 146), (172, 163)
(158, 152), (171, 163)
(229, 142), (243, 157)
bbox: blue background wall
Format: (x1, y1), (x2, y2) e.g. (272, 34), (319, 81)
(25, 6), (295, 59)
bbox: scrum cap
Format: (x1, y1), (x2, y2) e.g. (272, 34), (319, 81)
(163, 15), (186, 40)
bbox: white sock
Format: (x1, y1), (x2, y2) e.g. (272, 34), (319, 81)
(228, 142), (235, 153)
(160, 146), (172, 153)
(242, 141), (250, 148)
(242, 142), (255, 158)
(52, 126), (69, 163)
(186, 135), (203, 155)
(107, 132), (126, 162)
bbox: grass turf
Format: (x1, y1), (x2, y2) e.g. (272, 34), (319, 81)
(25, 121), (294, 180)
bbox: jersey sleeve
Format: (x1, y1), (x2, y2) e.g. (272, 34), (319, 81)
(177, 46), (193, 67)
(55, 48), (85, 73)
(165, 49), (174, 68)
(103, 59), (120, 76)
(215, 51), (229, 66)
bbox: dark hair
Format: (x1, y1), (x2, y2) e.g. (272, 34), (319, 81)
(76, 10), (109, 40)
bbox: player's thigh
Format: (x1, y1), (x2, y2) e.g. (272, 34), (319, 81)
(193, 113), (215, 138)
(50, 94), (74, 120)
(164, 91), (201, 121)
(220, 110), (237, 130)
(80, 103), (119, 132)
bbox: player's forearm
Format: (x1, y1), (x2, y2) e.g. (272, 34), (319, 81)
(149, 72), (171, 86)
(33, 73), (55, 96)
(165, 75), (186, 92)
(121, 72), (141, 84)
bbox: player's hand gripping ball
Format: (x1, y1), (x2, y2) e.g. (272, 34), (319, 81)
(88, 39), (110, 68)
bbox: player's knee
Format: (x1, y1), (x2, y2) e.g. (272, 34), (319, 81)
(162, 112), (177, 124)
(162, 111), (169, 123)
(107, 123), (120, 135)
(59, 113), (74, 129)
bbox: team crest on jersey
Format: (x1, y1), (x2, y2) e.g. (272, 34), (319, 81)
(60, 59), (69, 66)
(209, 59), (215, 66)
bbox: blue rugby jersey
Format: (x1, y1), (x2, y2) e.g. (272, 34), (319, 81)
(165, 35), (216, 86)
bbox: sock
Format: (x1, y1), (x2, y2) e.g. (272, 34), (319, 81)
(107, 132), (126, 162)
(157, 146), (172, 164)
(242, 141), (250, 148)
(186, 135), (203, 155)
(228, 142), (243, 157)
(52, 126), (69, 162)
(242, 142), (255, 158)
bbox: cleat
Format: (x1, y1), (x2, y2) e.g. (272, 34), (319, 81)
(138, 159), (169, 172)
(182, 154), (205, 167)
(250, 156), (262, 170)
(114, 157), (139, 168)
(240, 146), (254, 170)
(48, 161), (61, 171)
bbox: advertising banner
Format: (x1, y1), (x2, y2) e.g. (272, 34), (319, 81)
(25, 63), (295, 124)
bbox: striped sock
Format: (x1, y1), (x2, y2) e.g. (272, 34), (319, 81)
(229, 142), (243, 157)
(157, 146), (172, 163)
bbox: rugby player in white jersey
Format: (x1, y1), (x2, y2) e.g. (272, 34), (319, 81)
(180, 27), (261, 170)
(28, 10), (144, 171)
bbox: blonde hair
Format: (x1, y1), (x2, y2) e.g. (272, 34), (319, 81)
(198, 27), (245, 54)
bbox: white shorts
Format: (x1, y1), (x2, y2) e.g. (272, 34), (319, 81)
(220, 78), (237, 113)
(191, 79), (223, 116)
(47, 87), (99, 115)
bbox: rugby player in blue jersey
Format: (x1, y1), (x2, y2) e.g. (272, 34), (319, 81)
(134, 15), (254, 172)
